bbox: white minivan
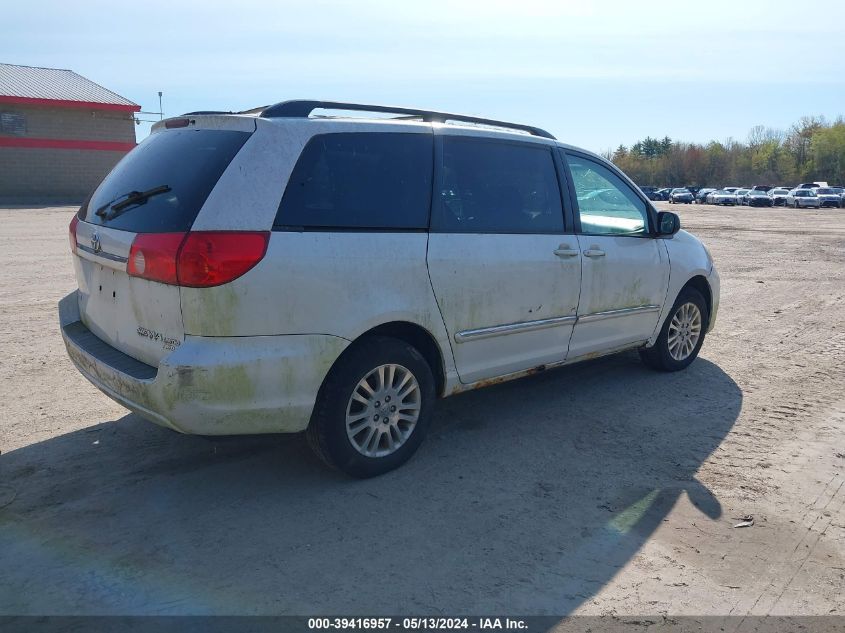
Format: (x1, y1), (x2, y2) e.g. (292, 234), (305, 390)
(60, 100), (720, 477)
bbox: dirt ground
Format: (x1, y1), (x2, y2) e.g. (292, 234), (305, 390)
(0, 203), (843, 617)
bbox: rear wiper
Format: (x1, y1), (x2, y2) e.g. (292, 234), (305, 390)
(94, 185), (171, 220)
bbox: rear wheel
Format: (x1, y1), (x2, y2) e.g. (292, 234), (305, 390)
(640, 287), (708, 372)
(306, 336), (435, 478)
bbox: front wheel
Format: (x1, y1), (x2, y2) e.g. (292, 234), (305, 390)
(640, 287), (708, 372)
(306, 336), (436, 478)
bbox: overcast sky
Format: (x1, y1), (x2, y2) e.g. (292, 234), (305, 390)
(3, 0), (844, 151)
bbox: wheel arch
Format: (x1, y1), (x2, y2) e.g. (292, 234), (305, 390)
(328, 321), (447, 398)
(680, 275), (713, 328)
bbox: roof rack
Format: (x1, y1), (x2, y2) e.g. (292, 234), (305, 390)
(258, 100), (555, 140)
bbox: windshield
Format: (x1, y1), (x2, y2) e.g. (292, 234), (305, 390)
(79, 129), (252, 233)
(816, 188), (834, 194)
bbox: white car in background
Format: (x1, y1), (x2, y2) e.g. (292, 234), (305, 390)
(60, 100), (720, 477)
(706, 190), (737, 205)
(768, 188), (791, 206)
(814, 187), (843, 208)
(786, 189), (820, 208)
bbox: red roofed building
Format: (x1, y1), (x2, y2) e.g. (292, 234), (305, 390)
(0, 63), (140, 201)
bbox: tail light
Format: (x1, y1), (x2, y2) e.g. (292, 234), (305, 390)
(127, 233), (186, 285)
(127, 231), (269, 288)
(177, 232), (269, 288)
(69, 215), (79, 254)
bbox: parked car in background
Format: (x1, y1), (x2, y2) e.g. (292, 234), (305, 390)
(723, 187), (741, 194)
(745, 190), (774, 207)
(669, 188), (695, 204)
(696, 188), (716, 203)
(706, 190), (738, 205)
(829, 186), (845, 207)
(734, 189), (750, 204)
(786, 189), (820, 208)
(768, 188), (790, 206)
(654, 188), (673, 201)
(639, 186), (661, 200)
(799, 182), (825, 189)
(750, 185), (772, 192)
(59, 100), (720, 477)
(814, 187), (842, 208)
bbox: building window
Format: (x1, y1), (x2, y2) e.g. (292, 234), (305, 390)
(0, 112), (26, 136)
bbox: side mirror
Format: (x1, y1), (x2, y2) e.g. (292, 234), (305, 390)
(657, 211), (681, 236)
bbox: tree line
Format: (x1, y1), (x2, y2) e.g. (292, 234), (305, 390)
(605, 116), (845, 187)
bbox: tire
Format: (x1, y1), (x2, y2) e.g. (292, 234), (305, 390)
(306, 336), (436, 478)
(639, 287), (709, 372)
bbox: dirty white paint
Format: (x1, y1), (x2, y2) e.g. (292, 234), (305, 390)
(427, 233), (581, 383)
(652, 229), (719, 345)
(62, 112), (721, 437)
(72, 222), (184, 366)
(566, 235), (669, 359)
(60, 291), (348, 434)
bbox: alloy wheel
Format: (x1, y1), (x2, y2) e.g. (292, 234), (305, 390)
(345, 364), (421, 457)
(667, 302), (703, 361)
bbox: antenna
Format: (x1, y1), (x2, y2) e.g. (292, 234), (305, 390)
(135, 92), (166, 124)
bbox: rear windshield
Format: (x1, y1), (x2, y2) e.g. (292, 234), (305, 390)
(79, 129), (251, 233)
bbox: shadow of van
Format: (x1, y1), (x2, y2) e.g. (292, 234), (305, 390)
(0, 352), (740, 615)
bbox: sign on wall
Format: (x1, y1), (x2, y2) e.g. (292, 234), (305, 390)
(0, 112), (26, 136)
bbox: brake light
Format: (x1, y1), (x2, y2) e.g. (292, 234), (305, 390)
(126, 231), (269, 288)
(177, 232), (269, 287)
(164, 118), (191, 129)
(127, 233), (186, 285)
(69, 215), (79, 254)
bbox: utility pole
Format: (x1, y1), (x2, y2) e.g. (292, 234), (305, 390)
(158, 92), (163, 120)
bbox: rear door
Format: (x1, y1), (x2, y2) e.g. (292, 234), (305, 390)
(562, 151), (670, 359)
(72, 124), (252, 366)
(427, 134), (581, 384)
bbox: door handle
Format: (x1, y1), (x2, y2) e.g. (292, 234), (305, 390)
(554, 245), (579, 258)
(583, 248), (606, 258)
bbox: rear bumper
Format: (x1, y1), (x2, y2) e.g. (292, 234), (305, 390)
(59, 291), (349, 435)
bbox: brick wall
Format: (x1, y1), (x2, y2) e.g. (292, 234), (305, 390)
(0, 104), (137, 202)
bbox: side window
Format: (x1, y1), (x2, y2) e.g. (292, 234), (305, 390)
(434, 137), (564, 234)
(275, 133), (432, 230)
(566, 154), (650, 236)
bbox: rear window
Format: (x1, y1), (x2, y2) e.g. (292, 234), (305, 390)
(79, 129), (251, 233)
(275, 132), (433, 230)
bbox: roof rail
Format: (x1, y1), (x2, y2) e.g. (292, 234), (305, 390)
(259, 100), (556, 140)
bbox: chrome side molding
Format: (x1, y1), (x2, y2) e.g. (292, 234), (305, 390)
(576, 304), (661, 324)
(454, 315), (577, 343)
(454, 305), (661, 343)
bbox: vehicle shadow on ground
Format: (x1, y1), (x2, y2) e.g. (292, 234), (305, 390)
(0, 352), (741, 615)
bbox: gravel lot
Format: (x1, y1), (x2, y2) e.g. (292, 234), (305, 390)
(0, 203), (843, 616)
